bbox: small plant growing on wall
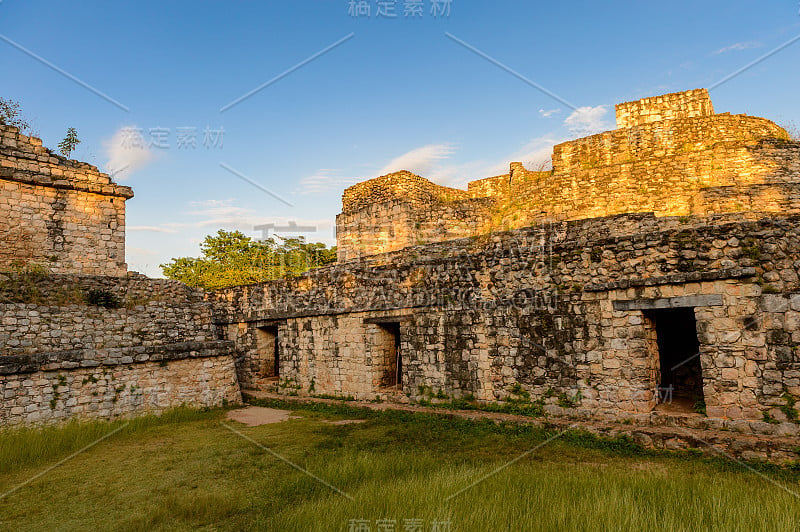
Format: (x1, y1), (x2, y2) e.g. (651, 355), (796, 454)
(780, 391), (798, 423)
(86, 288), (122, 309)
(58, 127), (80, 157)
(0, 97), (31, 133)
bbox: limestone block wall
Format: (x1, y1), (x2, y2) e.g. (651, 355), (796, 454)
(220, 311), (412, 396)
(341, 170), (471, 213)
(615, 89), (714, 128)
(212, 212), (800, 421)
(334, 90), (799, 260)
(495, 118), (797, 230)
(0, 356), (239, 426)
(0, 273), (240, 426)
(0, 124), (133, 276)
(336, 196), (495, 261)
(466, 174), (511, 198)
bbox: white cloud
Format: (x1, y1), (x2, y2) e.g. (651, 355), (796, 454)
(466, 135), (561, 183)
(506, 136), (561, 170)
(539, 108), (561, 118)
(127, 246), (157, 256)
(376, 143), (456, 176)
(127, 225), (178, 233)
(103, 126), (154, 180)
(297, 144), (456, 195)
(563, 105), (611, 136)
(714, 41), (762, 54)
(183, 199), (257, 229)
(297, 169), (361, 195)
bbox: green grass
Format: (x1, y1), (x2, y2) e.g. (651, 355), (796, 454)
(1, 401), (799, 531)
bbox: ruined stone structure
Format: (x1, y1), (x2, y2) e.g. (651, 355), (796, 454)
(337, 89), (798, 260)
(0, 125), (132, 276)
(0, 126), (240, 426)
(214, 90), (800, 432)
(4, 90), (800, 457)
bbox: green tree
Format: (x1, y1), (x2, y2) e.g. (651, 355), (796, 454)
(58, 127), (80, 157)
(160, 230), (337, 290)
(0, 98), (30, 133)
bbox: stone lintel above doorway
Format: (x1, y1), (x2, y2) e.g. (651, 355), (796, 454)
(612, 294), (723, 311)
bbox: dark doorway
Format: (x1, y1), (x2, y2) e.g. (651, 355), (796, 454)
(377, 322), (401, 388)
(648, 307), (704, 409)
(255, 326), (280, 378)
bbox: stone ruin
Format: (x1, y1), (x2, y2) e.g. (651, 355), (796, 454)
(3, 89), (800, 461)
(0, 124), (240, 425)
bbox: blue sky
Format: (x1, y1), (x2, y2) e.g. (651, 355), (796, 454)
(1, 1), (799, 276)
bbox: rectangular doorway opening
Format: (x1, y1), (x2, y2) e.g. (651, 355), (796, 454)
(255, 326), (280, 379)
(377, 322), (401, 388)
(647, 307), (704, 412)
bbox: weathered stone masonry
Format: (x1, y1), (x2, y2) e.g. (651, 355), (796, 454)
(212, 213), (800, 421)
(336, 89), (799, 260)
(0, 124), (132, 276)
(4, 88), (800, 443)
(214, 90), (800, 429)
(0, 128), (240, 426)
(0, 273), (240, 425)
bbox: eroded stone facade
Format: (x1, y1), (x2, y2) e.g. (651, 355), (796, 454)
(336, 89), (798, 260)
(0, 124), (132, 276)
(0, 124), (245, 426)
(214, 90), (800, 428)
(0, 271), (241, 425)
(4, 89), (800, 441)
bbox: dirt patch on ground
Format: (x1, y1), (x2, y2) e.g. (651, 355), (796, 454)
(226, 406), (366, 427)
(226, 406), (300, 426)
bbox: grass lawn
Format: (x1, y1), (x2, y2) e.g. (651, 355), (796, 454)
(1, 400), (800, 531)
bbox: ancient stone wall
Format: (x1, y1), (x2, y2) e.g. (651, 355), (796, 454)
(614, 88), (715, 128)
(0, 272), (240, 426)
(0, 356), (239, 426)
(211, 212), (800, 421)
(0, 124), (132, 276)
(336, 196), (495, 261)
(341, 170), (471, 213)
(335, 90), (799, 259)
(336, 170), (497, 261)
(496, 121), (797, 229)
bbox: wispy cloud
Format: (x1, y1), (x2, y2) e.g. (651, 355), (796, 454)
(103, 126), (154, 179)
(506, 135), (561, 170)
(297, 144), (456, 195)
(127, 225), (178, 234)
(297, 169), (361, 195)
(539, 108), (561, 118)
(376, 143), (456, 176)
(186, 199), (252, 220)
(127, 247), (158, 257)
(563, 105), (611, 136)
(713, 41), (762, 54)
(297, 136), (566, 194)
